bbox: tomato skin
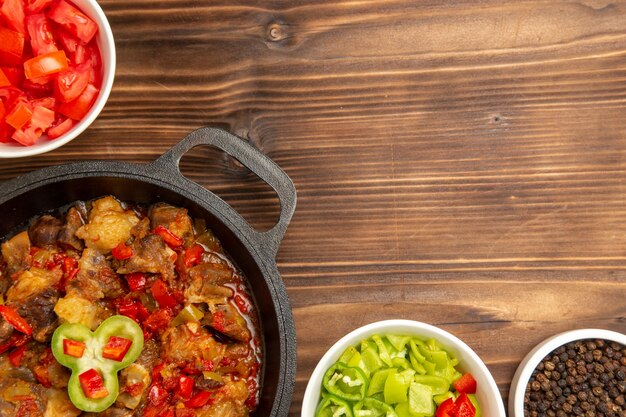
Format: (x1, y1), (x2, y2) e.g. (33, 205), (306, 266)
(23, 50), (69, 80)
(55, 62), (89, 103)
(0, 26), (24, 66)
(26, 0), (54, 14)
(47, 0), (97, 43)
(1, 0), (26, 34)
(46, 117), (73, 139)
(26, 13), (57, 56)
(0, 69), (10, 87)
(57, 83), (98, 120)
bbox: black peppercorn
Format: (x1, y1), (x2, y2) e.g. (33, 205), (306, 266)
(524, 339), (626, 417)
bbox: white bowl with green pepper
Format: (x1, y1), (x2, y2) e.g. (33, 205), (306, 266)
(301, 320), (506, 417)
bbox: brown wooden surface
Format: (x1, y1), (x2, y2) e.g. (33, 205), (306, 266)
(2, 0), (626, 415)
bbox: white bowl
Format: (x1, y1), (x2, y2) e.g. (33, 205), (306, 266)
(508, 328), (626, 417)
(301, 319), (506, 417)
(0, 0), (115, 158)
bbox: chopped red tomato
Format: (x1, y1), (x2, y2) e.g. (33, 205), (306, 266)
(79, 368), (109, 399)
(184, 391), (214, 408)
(62, 339), (85, 358)
(55, 62), (89, 103)
(31, 96), (55, 108)
(0, 306), (32, 335)
(26, 13), (57, 56)
(0, 69), (10, 87)
(151, 279), (177, 309)
(126, 272), (147, 292)
(5, 100), (31, 130)
(0, 27), (24, 66)
(57, 82), (97, 120)
(154, 225), (184, 249)
(1, 67), (22, 85)
(23, 50), (68, 79)
(8, 344), (27, 367)
(25, 0), (54, 14)
(453, 373), (477, 394)
(47, 0), (97, 43)
(47, 116), (73, 139)
(148, 384), (169, 406)
(111, 241), (133, 260)
(56, 28), (79, 54)
(1, 0), (26, 34)
(184, 244), (204, 268)
(175, 375), (194, 400)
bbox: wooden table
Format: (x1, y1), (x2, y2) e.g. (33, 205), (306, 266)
(2, 0), (626, 415)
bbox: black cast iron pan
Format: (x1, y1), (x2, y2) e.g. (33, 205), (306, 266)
(0, 127), (297, 417)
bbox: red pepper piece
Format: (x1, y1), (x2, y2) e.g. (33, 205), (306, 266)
(8, 344), (27, 367)
(126, 272), (147, 292)
(147, 384), (169, 406)
(111, 241), (133, 260)
(453, 373), (477, 394)
(452, 393), (476, 417)
(183, 244), (204, 268)
(63, 339), (85, 358)
(0, 333), (29, 355)
(184, 390), (214, 408)
(79, 368), (109, 399)
(144, 308), (173, 334)
(176, 375), (194, 400)
(102, 336), (133, 362)
(154, 225), (183, 249)
(436, 397), (456, 417)
(150, 279), (177, 309)
(0, 306), (33, 335)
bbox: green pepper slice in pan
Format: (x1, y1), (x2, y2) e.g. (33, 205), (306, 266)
(316, 394), (354, 417)
(323, 363), (369, 401)
(51, 315), (144, 412)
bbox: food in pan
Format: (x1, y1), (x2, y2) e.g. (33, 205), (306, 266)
(0, 0), (103, 145)
(0, 196), (261, 416)
(315, 334), (481, 417)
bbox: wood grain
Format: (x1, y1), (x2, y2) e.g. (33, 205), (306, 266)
(2, 0), (626, 415)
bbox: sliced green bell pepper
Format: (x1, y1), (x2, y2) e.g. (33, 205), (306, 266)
(354, 397), (399, 417)
(323, 363), (369, 401)
(384, 371), (409, 404)
(408, 382), (435, 416)
(51, 315), (144, 412)
(316, 394), (354, 417)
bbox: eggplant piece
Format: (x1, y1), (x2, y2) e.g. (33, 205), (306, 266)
(17, 288), (60, 343)
(57, 204), (86, 251)
(28, 215), (62, 248)
(1, 231), (31, 277)
(203, 304), (251, 343)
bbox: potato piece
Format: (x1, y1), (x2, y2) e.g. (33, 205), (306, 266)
(54, 294), (108, 330)
(6, 267), (62, 303)
(116, 363), (151, 410)
(76, 197), (140, 254)
(44, 389), (80, 417)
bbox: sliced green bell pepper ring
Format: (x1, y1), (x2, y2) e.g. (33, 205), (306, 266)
(353, 397), (399, 417)
(316, 394), (354, 417)
(323, 363), (369, 401)
(51, 315), (144, 412)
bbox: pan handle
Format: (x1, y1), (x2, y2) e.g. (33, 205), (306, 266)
(149, 127), (296, 259)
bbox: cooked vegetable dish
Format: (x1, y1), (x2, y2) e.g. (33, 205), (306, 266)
(0, 196), (262, 416)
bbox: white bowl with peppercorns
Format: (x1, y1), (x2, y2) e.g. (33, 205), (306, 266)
(509, 329), (626, 417)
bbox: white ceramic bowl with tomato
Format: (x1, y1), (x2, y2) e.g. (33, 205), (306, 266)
(301, 319), (506, 417)
(0, 0), (115, 158)
(508, 328), (626, 417)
